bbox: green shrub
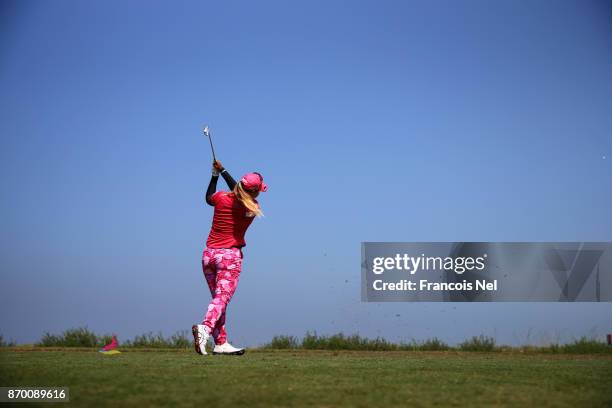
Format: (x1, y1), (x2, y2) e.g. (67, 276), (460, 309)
(123, 331), (190, 349)
(36, 328), (190, 349)
(169, 330), (191, 349)
(401, 337), (450, 351)
(37, 327), (107, 348)
(264, 335), (299, 349)
(421, 337), (450, 351)
(126, 332), (166, 348)
(293, 332), (398, 351)
(264, 333), (451, 351)
(459, 335), (496, 352)
(0, 334), (16, 347)
(32, 328), (611, 353)
(555, 337), (610, 354)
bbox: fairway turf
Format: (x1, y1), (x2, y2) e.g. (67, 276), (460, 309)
(1, 349), (611, 407)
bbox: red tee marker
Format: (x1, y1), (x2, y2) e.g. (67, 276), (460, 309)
(101, 335), (118, 351)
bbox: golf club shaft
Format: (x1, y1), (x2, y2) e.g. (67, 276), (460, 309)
(207, 130), (217, 162)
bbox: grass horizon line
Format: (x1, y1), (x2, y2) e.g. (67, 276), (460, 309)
(1, 328), (611, 354)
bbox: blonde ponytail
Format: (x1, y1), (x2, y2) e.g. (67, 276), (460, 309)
(233, 182), (263, 217)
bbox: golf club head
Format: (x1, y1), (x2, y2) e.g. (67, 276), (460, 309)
(202, 125), (217, 161)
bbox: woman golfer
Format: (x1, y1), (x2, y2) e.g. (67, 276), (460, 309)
(192, 160), (267, 356)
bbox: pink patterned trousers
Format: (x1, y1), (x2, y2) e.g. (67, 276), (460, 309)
(201, 247), (243, 345)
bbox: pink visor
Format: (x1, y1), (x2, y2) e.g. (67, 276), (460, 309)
(240, 172), (268, 192)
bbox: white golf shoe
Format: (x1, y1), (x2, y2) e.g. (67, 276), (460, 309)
(191, 324), (209, 355)
(212, 342), (245, 355)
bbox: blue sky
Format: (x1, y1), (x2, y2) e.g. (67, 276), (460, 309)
(1, 0), (611, 346)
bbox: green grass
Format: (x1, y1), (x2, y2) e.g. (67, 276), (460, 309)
(1, 349), (611, 407)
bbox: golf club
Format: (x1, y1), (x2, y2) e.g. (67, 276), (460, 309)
(202, 125), (217, 162)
